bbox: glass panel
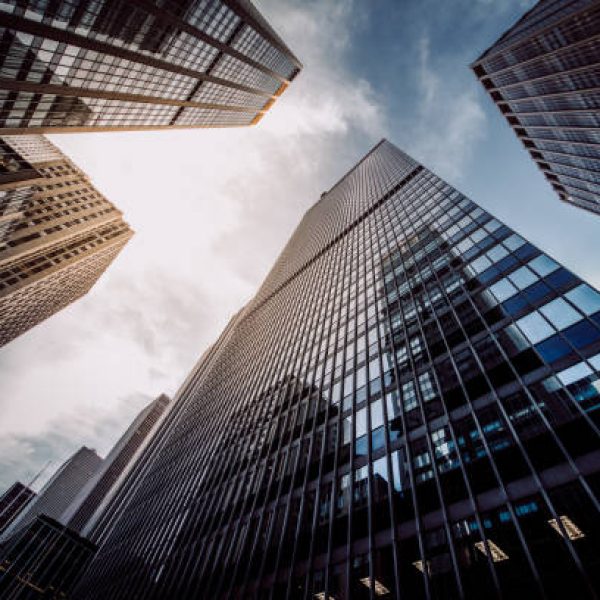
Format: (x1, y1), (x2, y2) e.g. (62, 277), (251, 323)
(490, 278), (518, 302)
(371, 399), (384, 430)
(540, 298), (581, 330)
(504, 234), (525, 251)
(557, 362), (593, 386)
(529, 254), (559, 277)
(566, 284), (600, 316)
(356, 407), (367, 438)
(509, 266), (538, 290)
(516, 312), (555, 344)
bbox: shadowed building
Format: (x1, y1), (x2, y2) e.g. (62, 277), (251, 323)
(472, 0), (600, 215)
(75, 141), (600, 599)
(0, 447), (102, 542)
(0, 0), (301, 133)
(0, 515), (96, 600)
(0, 483), (35, 536)
(61, 394), (171, 536)
(0, 134), (133, 346)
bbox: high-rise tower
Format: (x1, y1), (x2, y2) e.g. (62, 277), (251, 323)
(0, 134), (133, 346)
(472, 0), (600, 215)
(76, 141), (600, 599)
(0, 0), (301, 133)
(0, 482), (35, 535)
(61, 394), (171, 536)
(1, 446), (102, 540)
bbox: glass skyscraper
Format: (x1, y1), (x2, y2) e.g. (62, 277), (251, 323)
(0, 0), (301, 132)
(75, 141), (600, 599)
(472, 0), (600, 215)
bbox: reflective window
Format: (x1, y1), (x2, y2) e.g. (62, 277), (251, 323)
(509, 266), (538, 290)
(566, 284), (600, 316)
(540, 298), (581, 330)
(557, 362), (593, 386)
(490, 278), (518, 302)
(529, 254), (559, 277)
(516, 311), (555, 343)
(371, 399), (384, 429)
(504, 233), (525, 251)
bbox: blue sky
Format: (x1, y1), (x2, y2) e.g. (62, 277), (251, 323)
(1, 0), (599, 491)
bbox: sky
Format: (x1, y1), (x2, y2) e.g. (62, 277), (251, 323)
(1, 0), (599, 491)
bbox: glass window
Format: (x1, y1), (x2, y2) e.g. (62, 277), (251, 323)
(343, 416), (353, 445)
(504, 234), (525, 251)
(566, 284), (600, 316)
(529, 254), (559, 277)
(516, 312), (554, 344)
(356, 407), (367, 437)
(487, 244), (509, 263)
(402, 380), (418, 411)
(540, 298), (582, 330)
(470, 255), (492, 274)
(371, 399), (384, 429)
(373, 456), (388, 483)
(557, 362), (593, 386)
(589, 353), (600, 371)
(490, 278), (517, 302)
(509, 266), (538, 290)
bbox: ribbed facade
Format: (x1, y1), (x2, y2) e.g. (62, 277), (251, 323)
(61, 394), (170, 536)
(0, 134), (133, 346)
(76, 140), (600, 599)
(0, 0), (301, 133)
(0, 515), (96, 599)
(472, 0), (600, 215)
(0, 482), (35, 535)
(0, 447), (102, 541)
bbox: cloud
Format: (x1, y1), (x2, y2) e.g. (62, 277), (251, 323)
(410, 34), (486, 181)
(212, 0), (387, 282)
(0, 393), (153, 491)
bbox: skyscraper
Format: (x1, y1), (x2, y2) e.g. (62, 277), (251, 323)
(0, 0), (301, 133)
(61, 394), (171, 535)
(0, 134), (133, 346)
(0, 515), (97, 599)
(76, 140), (600, 599)
(0, 446), (102, 541)
(472, 0), (600, 215)
(0, 482), (35, 535)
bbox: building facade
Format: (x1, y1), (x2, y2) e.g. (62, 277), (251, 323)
(0, 515), (96, 599)
(472, 0), (600, 215)
(76, 141), (600, 599)
(1, 447), (102, 541)
(0, 134), (133, 346)
(61, 394), (171, 536)
(0, 0), (301, 133)
(0, 482), (35, 536)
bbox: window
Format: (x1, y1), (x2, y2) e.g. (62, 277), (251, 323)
(419, 371), (437, 402)
(371, 399), (384, 429)
(556, 362), (593, 386)
(566, 284), (600, 316)
(470, 255), (492, 274)
(516, 312), (554, 344)
(529, 254), (559, 277)
(509, 266), (538, 290)
(504, 234), (525, 251)
(402, 380), (418, 411)
(490, 278), (517, 302)
(540, 298), (581, 330)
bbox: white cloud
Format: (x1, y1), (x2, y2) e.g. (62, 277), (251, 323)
(410, 34), (487, 181)
(0, 0), (387, 488)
